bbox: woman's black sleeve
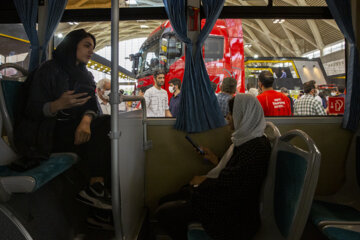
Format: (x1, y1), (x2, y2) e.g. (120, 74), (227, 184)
(25, 65), (60, 120)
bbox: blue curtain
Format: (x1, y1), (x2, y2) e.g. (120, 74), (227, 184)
(326, 0), (360, 131)
(13, 0), (39, 72)
(163, 0), (226, 133)
(40, 0), (68, 62)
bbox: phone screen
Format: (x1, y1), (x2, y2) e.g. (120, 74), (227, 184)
(185, 135), (205, 155)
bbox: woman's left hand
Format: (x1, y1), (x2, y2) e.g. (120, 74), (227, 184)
(190, 175), (207, 186)
(74, 115), (92, 145)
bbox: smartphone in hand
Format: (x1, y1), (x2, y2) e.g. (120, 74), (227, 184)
(185, 135), (205, 155)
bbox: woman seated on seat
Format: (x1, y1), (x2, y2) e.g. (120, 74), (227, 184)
(15, 29), (111, 210)
(156, 94), (271, 240)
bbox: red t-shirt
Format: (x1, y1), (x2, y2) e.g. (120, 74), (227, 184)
(257, 90), (292, 116)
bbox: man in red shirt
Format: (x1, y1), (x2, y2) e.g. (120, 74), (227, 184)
(256, 71), (291, 116)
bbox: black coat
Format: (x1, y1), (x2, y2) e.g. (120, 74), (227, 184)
(14, 59), (99, 160)
(192, 136), (271, 240)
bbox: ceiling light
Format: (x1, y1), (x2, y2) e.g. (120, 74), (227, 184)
(254, 54), (259, 59)
(279, 19), (285, 24)
(57, 33), (63, 38)
(140, 25), (149, 29)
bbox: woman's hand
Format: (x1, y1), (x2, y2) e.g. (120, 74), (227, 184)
(50, 90), (91, 113)
(200, 146), (219, 165)
(74, 115), (92, 145)
(190, 175), (207, 186)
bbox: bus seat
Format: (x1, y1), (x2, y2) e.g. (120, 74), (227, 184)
(0, 204), (33, 240)
(309, 125), (360, 232)
(321, 224), (360, 240)
(310, 201), (360, 228)
(254, 129), (321, 240)
(187, 223), (211, 240)
(0, 63), (78, 201)
(264, 121), (281, 146)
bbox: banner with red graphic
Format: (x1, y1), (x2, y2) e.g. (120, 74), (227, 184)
(328, 97), (345, 114)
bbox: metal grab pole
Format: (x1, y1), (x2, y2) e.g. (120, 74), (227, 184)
(120, 95), (152, 150)
(110, 0), (124, 239)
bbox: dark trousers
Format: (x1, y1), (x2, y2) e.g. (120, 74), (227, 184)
(156, 185), (199, 240)
(52, 115), (111, 187)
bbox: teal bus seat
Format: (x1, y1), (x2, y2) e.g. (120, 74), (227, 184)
(322, 225), (360, 240)
(0, 63), (78, 202)
(187, 223), (212, 240)
(254, 129), (321, 240)
(274, 150), (308, 238)
(309, 125), (360, 237)
(0, 153), (77, 193)
(310, 201), (360, 228)
(0, 80), (23, 125)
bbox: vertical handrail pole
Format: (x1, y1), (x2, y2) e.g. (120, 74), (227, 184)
(110, 0), (124, 239)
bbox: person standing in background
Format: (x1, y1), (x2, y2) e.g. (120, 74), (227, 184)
(217, 77), (237, 117)
(96, 78), (111, 115)
(256, 71), (291, 116)
(144, 70), (172, 117)
(280, 87), (294, 115)
(168, 78), (182, 118)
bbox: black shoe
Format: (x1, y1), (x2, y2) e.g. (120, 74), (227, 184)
(89, 182), (112, 198)
(76, 184), (112, 210)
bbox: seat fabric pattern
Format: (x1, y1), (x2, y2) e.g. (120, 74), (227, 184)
(323, 227), (360, 240)
(0, 154), (76, 191)
(274, 150), (307, 238)
(310, 201), (360, 225)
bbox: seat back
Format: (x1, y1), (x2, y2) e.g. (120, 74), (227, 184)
(256, 129), (321, 240)
(314, 125), (360, 210)
(0, 64), (27, 165)
(264, 121), (281, 146)
(0, 63), (28, 149)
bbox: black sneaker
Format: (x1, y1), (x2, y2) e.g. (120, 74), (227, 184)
(76, 184), (112, 210)
(89, 182), (112, 198)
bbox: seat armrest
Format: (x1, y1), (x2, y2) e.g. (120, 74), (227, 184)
(0, 176), (36, 193)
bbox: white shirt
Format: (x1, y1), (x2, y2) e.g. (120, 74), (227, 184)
(97, 95), (127, 114)
(144, 86), (169, 117)
(97, 95), (111, 115)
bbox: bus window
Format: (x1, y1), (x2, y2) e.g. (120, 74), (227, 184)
(139, 42), (159, 73)
(204, 36), (224, 63)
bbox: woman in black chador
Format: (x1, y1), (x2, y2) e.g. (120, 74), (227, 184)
(15, 29), (112, 211)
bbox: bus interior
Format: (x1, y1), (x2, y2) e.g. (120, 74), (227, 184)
(0, 1), (360, 240)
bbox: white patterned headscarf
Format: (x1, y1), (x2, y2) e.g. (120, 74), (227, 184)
(231, 93), (266, 147)
(207, 94), (266, 178)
